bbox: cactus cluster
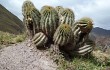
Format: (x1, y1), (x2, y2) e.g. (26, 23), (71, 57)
(22, 0), (94, 56)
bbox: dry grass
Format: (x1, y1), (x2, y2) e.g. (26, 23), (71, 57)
(57, 51), (110, 70)
(0, 31), (26, 45)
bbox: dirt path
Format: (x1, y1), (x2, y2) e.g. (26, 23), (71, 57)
(0, 40), (57, 70)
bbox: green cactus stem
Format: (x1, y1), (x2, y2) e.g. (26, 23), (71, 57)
(22, 0), (41, 38)
(60, 8), (75, 27)
(32, 32), (48, 47)
(53, 24), (73, 46)
(40, 5), (59, 38)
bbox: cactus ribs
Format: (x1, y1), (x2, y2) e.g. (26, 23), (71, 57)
(22, 0), (94, 56)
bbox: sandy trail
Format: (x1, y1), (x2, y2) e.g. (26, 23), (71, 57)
(0, 40), (57, 70)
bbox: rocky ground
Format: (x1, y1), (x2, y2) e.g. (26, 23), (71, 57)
(0, 40), (57, 70)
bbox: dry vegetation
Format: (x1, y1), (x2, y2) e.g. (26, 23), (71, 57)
(95, 36), (110, 53)
(0, 31), (110, 70)
(0, 31), (26, 48)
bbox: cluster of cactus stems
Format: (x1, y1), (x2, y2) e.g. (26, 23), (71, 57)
(22, 0), (94, 56)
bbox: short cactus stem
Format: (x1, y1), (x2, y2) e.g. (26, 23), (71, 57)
(53, 24), (73, 46)
(73, 17), (93, 33)
(32, 32), (48, 47)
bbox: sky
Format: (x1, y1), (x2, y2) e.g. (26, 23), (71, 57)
(0, 0), (110, 30)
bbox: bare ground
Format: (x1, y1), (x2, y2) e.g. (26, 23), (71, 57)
(0, 40), (57, 70)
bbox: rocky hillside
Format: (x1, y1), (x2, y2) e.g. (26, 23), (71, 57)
(0, 4), (25, 34)
(92, 27), (110, 37)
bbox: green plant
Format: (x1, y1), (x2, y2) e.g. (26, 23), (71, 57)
(32, 32), (48, 47)
(22, 0), (41, 38)
(53, 24), (73, 46)
(60, 8), (75, 27)
(0, 31), (26, 47)
(13, 34), (26, 43)
(75, 17), (93, 33)
(40, 5), (59, 38)
(58, 55), (108, 70)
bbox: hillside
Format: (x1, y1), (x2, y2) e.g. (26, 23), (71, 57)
(0, 4), (25, 34)
(92, 27), (110, 37)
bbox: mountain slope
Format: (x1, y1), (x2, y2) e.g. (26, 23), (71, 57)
(0, 4), (25, 34)
(92, 27), (110, 36)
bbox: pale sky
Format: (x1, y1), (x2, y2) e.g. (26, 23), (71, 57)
(0, 0), (110, 30)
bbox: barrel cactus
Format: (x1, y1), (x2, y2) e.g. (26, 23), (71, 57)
(76, 17), (93, 33)
(60, 8), (75, 27)
(22, 0), (96, 57)
(53, 24), (73, 46)
(40, 5), (59, 38)
(22, 0), (41, 38)
(32, 32), (48, 48)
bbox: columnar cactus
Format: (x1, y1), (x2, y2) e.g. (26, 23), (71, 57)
(22, 0), (41, 38)
(60, 8), (75, 27)
(40, 5), (59, 38)
(53, 24), (73, 46)
(32, 32), (48, 47)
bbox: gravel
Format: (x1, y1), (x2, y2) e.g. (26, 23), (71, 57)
(0, 40), (57, 70)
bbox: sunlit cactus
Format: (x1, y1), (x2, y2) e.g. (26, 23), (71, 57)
(53, 24), (73, 46)
(40, 5), (59, 38)
(32, 32), (48, 47)
(22, 0), (41, 38)
(76, 17), (93, 33)
(60, 8), (75, 27)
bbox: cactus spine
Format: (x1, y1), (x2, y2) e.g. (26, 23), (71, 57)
(22, 0), (95, 56)
(60, 8), (75, 27)
(53, 24), (73, 46)
(40, 6), (59, 38)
